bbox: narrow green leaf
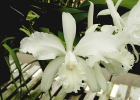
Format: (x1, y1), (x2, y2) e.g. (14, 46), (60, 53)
(58, 31), (65, 41)
(26, 11), (40, 21)
(3, 44), (21, 70)
(25, 60), (38, 68)
(73, 35), (80, 47)
(19, 28), (30, 36)
(30, 5), (42, 10)
(48, 87), (52, 100)
(73, 12), (88, 22)
(38, 60), (49, 71)
(1, 37), (15, 44)
(13, 48), (19, 52)
(3, 44), (32, 99)
(4, 56), (20, 94)
(78, 0), (90, 8)
(57, 8), (86, 14)
(29, 22), (35, 33)
(39, 27), (50, 33)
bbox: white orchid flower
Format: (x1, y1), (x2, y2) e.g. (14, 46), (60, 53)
(101, 25), (118, 35)
(97, 0), (122, 17)
(101, 0), (140, 45)
(85, 1), (98, 35)
(118, 0), (140, 46)
(20, 12), (122, 93)
(85, 1), (132, 90)
(101, 0), (140, 63)
(105, 0), (125, 31)
(97, 0), (126, 31)
(86, 1), (134, 76)
(121, 0), (140, 25)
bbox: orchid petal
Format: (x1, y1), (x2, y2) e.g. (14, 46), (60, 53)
(86, 55), (109, 67)
(97, 9), (110, 17)
(62, 12), (76, 51)
(76, 56), (101, 92)
(94, 63), (108, 92)
(120, 16), (126, 27)
(121, 49), (134, 71)
(131, 44), (139, 63)
(40, 56), (65, 92)
(58, 59), (86, 93)
(121, 11), (130, 24)
(102, 51), (122, 63)
(115, 0), (122, 9)
(116, 24), (140, 46)
(103, 49), (134, 71)
(73, 32), (120, 57)
(85, 24), (98, 35)
(101, 25), (118, 35)
(127, 0), (140, 24)
(121, 11), (130, 20)
(130, 32), (140, 45)
(121, 18), (140, 46)
(114, 27), (133, 45)
(132, 18), (140, 38)
(101, 60), (128, 76)
(88, 1), (94, 28)
(97, 0), (122, 17)
(106, 0), (124, 31)
(65, 51), (77, 64)
(20, 31), (66, 60)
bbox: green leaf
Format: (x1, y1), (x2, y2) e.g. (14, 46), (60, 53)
(3, 44), (21, 70)
(30, 5), (42, 10)
(26, 60), (38, 66)
(89, 0), (138, 9)
(39, 27), (50, 33)
(19, 28), (30, 36)
(79, 0), (90, 8)
(73, 35), (80, 47)
(58, 31), (65, 41)
(3, 44), (32, 99)
(26, 11), (40, 21)
(13, 48), (19, 52)
(57, 8), (86, 14)
(29, 22), (35, 33)
(38, 60), (48, 71)
(1, 37), (15, 44)
(4, 56), (20, 94)
(73, 12), (88, 22)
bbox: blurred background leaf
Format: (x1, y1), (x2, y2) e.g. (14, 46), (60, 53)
(57, 7), (86, 14)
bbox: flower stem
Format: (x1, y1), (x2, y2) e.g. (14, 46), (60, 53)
(49, 87), (52, 100)
(109, 75), (113, 81)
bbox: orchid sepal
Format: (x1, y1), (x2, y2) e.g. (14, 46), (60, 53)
(40, 56), (65, 92)
(76, 57), (101, 92)
(94, 63), (108, 92)
(62, 12), (76, 51)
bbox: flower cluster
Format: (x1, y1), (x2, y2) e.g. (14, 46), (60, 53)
(19, 0), (140, 93)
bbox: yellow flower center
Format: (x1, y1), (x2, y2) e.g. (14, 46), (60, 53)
(66, 61), (75, 70)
